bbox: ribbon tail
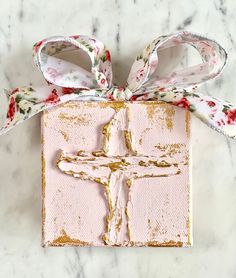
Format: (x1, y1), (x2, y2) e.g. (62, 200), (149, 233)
(185, 93), (236, 140)
(0, 85), (77, 136)
(142, 90), (236, 140)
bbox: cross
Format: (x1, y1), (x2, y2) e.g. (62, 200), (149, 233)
(57, 106), (181, 246)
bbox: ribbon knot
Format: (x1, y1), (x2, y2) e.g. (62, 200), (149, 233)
(107, 86), (133, 101)
(0, 31), (236, 139)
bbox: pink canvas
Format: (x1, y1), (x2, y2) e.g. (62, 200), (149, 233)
(41, 101), (192, 247)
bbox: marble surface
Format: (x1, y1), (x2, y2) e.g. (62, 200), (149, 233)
(0, 0), (236, 277)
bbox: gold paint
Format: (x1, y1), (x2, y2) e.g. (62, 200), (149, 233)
(41, 134), (44, 145)
(138, 160), (148, 167)
(41, 153), (46, 199)
(58, 112), (91, 125)
(186, 184), (192, 246)
(57, 155), (73, 165)
(184, 153), (190, 166)
(115, 216), (123, 232)
(186, 217), (192, 246)
(99, 101), (126, 112)
(165, 106), (175, 130)
(125, 206), (131, 242)
(144, 102), (175, 130)
(147, 240), (183, 247)
(43, 111), (50, 128)
(148, 220), (161, 239)
(59, 101), (82, 109)
(59, 130), (69, 142)
(41, 114), (47, 246)
(101, 160), (130, 172)
(160, 154), (167, 158)
(155, 143), (186, 157)
(92, 151), (106, 157)
(185, 111), (191, 138)
(124, 130), (137, 154)
(148, 160), (172, 167)
(77, 150), (86, 156)
(126, 179), (133, 188)
(102, 120), (113, 153)
(101, 234), (108, 244)
(144, 102), (166, 117)
(83, 102), (97, 108)
(41, 150), (46, 246)
(125, 178), (133, 243)
(102, 178), (115, 245)
(50, 229), (90, 246)
(94, 177), (108, 186)
(141, 173), (168, 178)
(78, 171), (87, 176)
(145, 103), (157, 120)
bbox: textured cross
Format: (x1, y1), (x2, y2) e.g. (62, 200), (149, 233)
(57, 107), (181, 246)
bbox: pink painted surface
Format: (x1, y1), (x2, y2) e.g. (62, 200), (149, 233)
(42, 101), (192, 247)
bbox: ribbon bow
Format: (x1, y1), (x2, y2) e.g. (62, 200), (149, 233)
(0, 31), (236, 139)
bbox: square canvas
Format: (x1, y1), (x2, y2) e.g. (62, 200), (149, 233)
(41, 101), (192, 247)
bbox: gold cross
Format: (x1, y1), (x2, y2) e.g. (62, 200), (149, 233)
(57, 106), (180, 246)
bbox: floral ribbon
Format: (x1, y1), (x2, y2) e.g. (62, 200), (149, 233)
(0, 31), (236, 139)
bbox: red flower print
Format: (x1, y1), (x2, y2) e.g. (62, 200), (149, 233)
(71, 35), (80, 39)
(225, 108), (236, 124)
(174, 97), (190, 110)
(142, 94), (148, 101)
(7, 96), (17, 121)
(46, 67), (62, 82)
(100, 78), (106, 85)
(207, 101), (216, 107)
(10, 88), (19, 95)
(106, 92), (114, 100)
(130, 95), (138, 101)
(217, 119), (226, 126)
(34, 39), (45, 53)
(62, 87), (75, 95)
(136, 69), (145, 82)
(105, 50), (111, 62)
(44, 89), (60, 104)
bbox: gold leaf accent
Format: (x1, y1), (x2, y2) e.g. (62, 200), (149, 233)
(50, 229), (91, 246)
(185, 111), (191, 138)
(101, 160), (130, 172)
(124, 130), (137, 154)
(144, 102), (175, 130)
(41, 150), (46, 245)
(58, 113), (91, 125)
(145, 102), (157, 120)
(99, 101), (127, 112)
(165, 106), (175, 130)
(115, 216), (123, 232)
(147, 240), (183, 247)
(59, 130), (69, 142)
(102, 120), (113, 153)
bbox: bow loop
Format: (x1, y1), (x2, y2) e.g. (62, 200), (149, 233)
(33, 35), (113, 90)
(0, 32), (235, 139)
(127, 31), (227, 93)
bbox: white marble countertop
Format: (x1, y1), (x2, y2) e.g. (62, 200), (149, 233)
(0, 0), (236, 277)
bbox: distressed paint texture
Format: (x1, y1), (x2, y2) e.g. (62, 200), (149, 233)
(42, 101), (192, 247)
